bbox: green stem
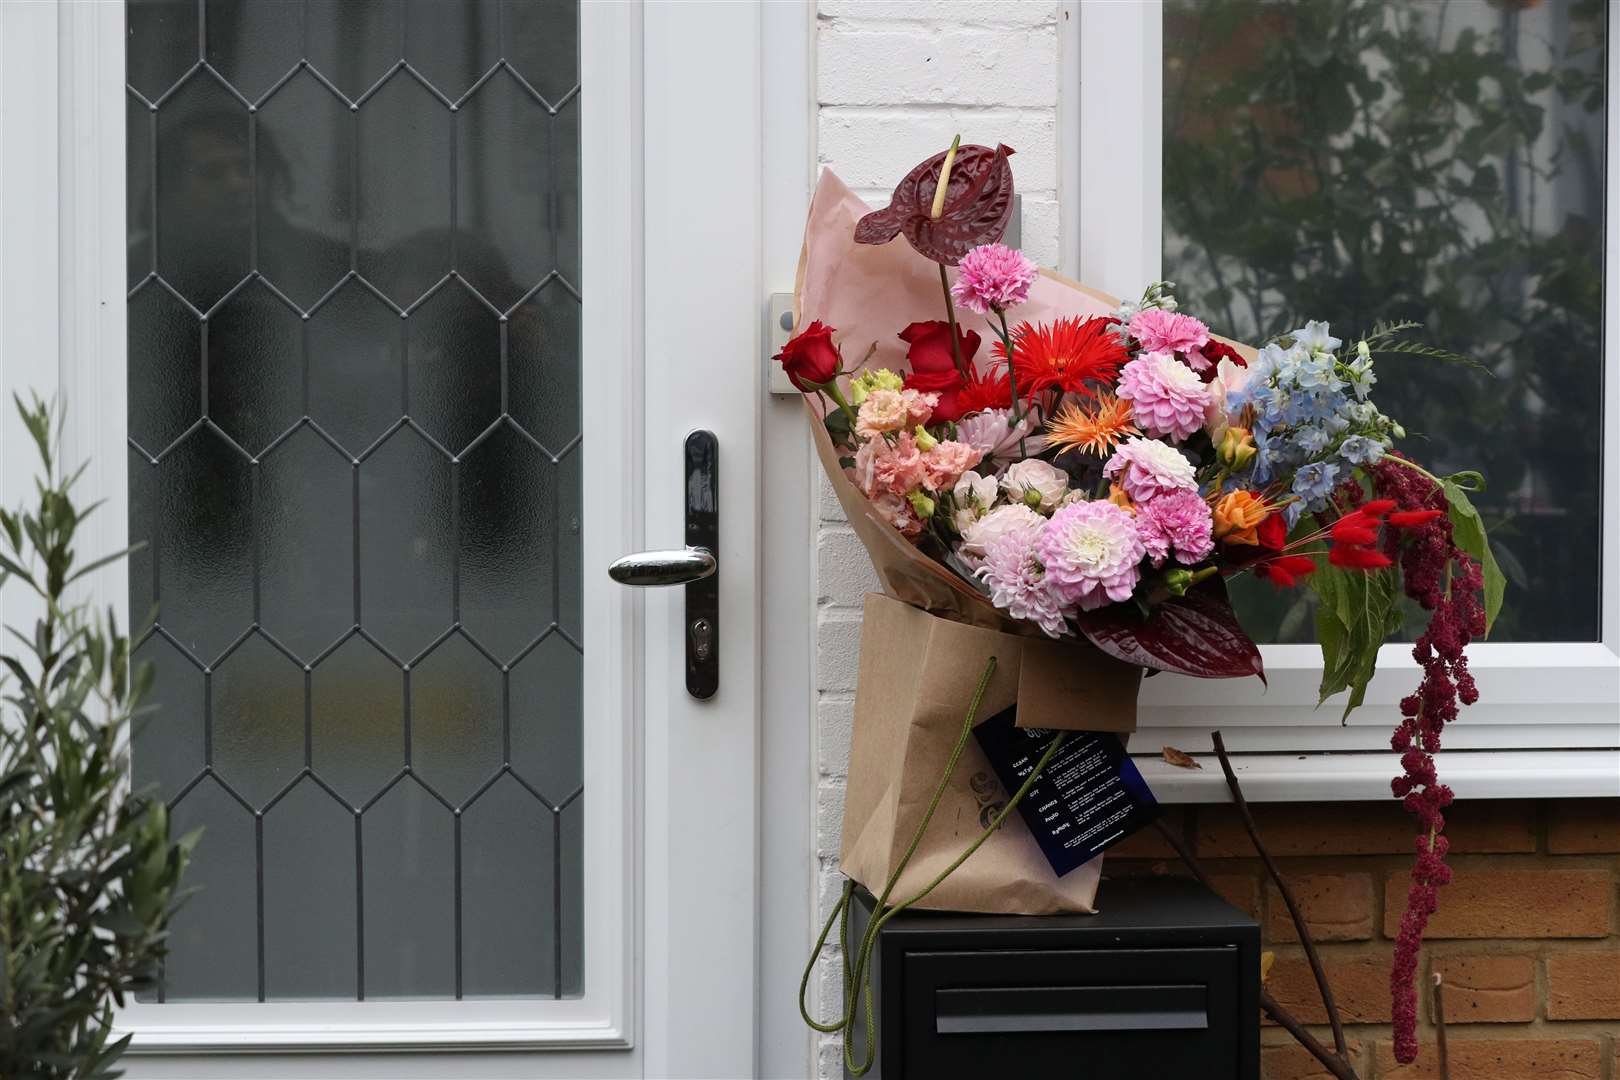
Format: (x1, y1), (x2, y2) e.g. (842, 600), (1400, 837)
(824, 383), (860, 430)
(937, 263), (968, 379)
(994, 308), (1021, 423)
(993, 308), (1028, 457)
(1386, 454), (1446, 490)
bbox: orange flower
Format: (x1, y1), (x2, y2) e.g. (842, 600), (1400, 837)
(1106, 482), (1136, 514)
(994, 316), (1129, 399)
(1212, 490), (1272, 545)
(1045, 394), (1141, 456)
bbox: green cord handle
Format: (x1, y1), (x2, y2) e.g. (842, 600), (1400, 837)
(796, 656), (1070, 1076)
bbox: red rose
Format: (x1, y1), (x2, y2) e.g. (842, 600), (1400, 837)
(898, 321), (981, 421)
(774, 320), (842, 392)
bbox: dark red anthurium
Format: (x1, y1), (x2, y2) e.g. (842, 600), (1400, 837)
(854, 144), (1017, 266)
(1197, 339), (1248, 383)
(1073, 577), (1265, 683)
(899, 321), (981, 422)
(774, 320), (841, 392)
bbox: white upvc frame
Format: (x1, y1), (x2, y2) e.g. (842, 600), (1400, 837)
(1066, 1), (1620, 801)
(16, 0), (641, 1054)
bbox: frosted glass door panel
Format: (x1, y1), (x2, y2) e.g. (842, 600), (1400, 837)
(126, 0), (583, 1002)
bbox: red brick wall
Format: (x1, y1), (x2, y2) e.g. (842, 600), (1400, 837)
(1107, 798), (1620, 1080)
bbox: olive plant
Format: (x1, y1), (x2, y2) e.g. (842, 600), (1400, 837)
(0, 395), (192, 1078)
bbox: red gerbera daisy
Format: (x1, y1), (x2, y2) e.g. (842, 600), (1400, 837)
(953, 365), (1014, 416)
(994, 316), (1128, 400)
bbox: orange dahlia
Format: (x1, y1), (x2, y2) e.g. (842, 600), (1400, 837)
(994, 316), (1129, 400)
(1045, 394), (1141, 456)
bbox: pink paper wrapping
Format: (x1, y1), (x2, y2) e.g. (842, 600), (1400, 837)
(794, 169), (1123, 369)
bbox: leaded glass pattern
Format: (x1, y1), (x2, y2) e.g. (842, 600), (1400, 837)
(126, 0), (582, 1002)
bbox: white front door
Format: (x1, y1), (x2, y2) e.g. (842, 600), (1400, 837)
(3, 1), (768, 1076)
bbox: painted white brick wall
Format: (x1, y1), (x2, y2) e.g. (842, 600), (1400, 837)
(809, 3), (1063, 1074)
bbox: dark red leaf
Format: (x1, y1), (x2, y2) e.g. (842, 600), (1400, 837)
(1072, 579), (1266, 682)
(854, 144), (1017, 266)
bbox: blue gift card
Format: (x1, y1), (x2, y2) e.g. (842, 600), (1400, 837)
(972, 704), (1160, 878)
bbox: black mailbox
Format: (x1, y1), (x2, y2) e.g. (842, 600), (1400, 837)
(845, 876), (1260, 1080)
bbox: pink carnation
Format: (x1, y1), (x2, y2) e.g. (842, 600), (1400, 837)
(922, 439), (982, 492)
(975, 519), (1069, 637)
(1116, 351), (1211, 441)
(1103, 437), (1198, 502)
(870, 491), (925, 538)
(1128, 308), (1210, 369)
(950, 243), (1038, 316)
(900, 388), (937, 426)
(1134, 489), (1215, 567)
(851, 430), (927, 497)
(1036, 500), (1145, 611)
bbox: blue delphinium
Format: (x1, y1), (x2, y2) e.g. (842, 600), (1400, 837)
(1291, 459), (1340, 512)
(1339, 434), (1387, 466)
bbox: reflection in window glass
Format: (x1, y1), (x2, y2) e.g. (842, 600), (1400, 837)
(126, 0), (583, 1001)
(1163, 0), (1606, 642)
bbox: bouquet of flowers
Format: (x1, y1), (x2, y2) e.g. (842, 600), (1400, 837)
(788, 141), (1502, 1070)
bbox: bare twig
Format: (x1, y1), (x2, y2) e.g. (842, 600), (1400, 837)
(1260, 989), (1358, 1080)
(1211, 731), (1350, 1059)
(1149, 818), (1360, 1080)
(1433, 972), (1451, 1079)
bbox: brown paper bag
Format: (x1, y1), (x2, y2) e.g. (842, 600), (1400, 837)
(839, 593), (1141, 915)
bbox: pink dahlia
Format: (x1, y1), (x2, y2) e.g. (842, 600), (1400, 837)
(1135, 489), (1215, 567)
(1036, 500), (1145, 611)
(950, 243), (1038, 315)
(1103, 437), (1198, 503)
(1115, 351), (1211, 441)
(975, 516), (1069, 637)
(1128, 308), (1210, 368)
(955, 407), (1046, 463)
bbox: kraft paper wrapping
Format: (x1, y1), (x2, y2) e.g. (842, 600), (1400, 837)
(839, 594), (1110, 914)
(800, 166), (1142, 732)
(798, 169), (1153, 914)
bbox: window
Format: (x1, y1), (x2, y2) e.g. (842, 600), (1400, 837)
(124, 0), (585, 1005)
(1066, 0), (1619, 798)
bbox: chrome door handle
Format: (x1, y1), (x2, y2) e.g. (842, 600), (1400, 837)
(607, 547), (715, 586)
(608, 431), (720, 699)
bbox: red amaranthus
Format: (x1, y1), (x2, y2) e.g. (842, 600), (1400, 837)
(1371, 456), (1485, 1064)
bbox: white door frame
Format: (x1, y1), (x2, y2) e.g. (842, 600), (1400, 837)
(2, 1), (807, 1075)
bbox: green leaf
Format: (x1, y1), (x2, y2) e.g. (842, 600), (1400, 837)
(63, 542), (145, 587)
(1311, 562), (1402, 721)
(1439, 478), (1506, 636)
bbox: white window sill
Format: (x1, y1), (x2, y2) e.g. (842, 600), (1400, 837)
(1134, 749), (1620, 803)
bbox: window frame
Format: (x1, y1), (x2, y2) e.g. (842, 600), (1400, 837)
(1061, 0), (1620, 800)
